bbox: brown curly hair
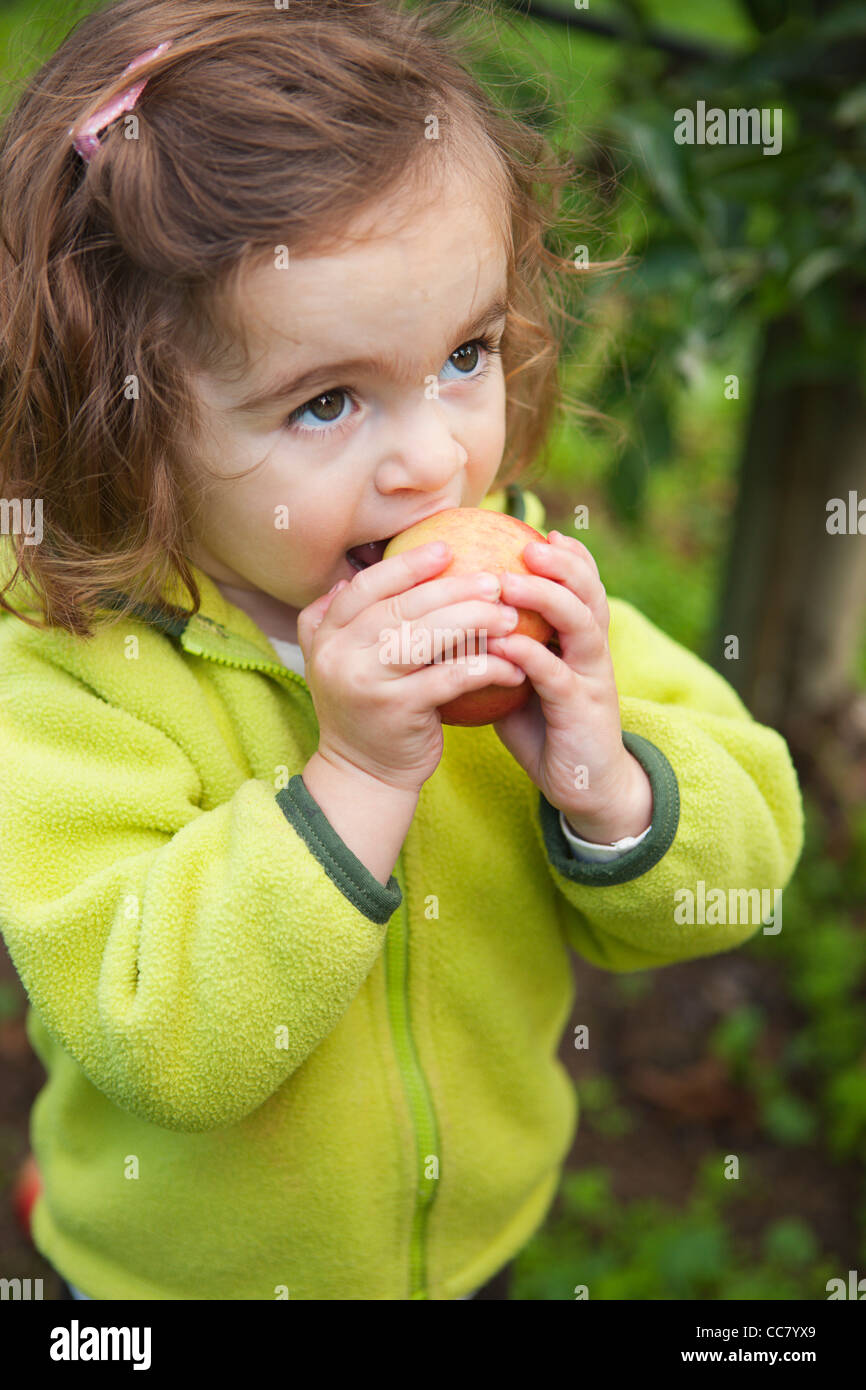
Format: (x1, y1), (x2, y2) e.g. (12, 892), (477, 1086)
(0, 0), (622, 638)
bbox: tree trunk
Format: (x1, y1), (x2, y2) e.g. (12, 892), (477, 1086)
(708, 314), (866, 747)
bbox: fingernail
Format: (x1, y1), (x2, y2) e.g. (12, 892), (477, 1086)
(429, 541), (449, 556)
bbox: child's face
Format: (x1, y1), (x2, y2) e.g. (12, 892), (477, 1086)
(184, 167), (509, 639)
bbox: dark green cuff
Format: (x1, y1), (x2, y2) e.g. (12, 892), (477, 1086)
(276, 774), (402, 925)
(539, 731), (679, 887)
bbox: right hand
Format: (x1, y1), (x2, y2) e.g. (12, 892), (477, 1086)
(296, 542), (526, 793)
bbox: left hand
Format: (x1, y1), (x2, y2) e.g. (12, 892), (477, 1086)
(486, 531), (652, 842)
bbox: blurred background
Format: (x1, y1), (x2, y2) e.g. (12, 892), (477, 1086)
(1, 0), (864, 1299)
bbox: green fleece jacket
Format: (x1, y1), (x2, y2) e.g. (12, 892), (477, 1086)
(0, 485), (803, 1301)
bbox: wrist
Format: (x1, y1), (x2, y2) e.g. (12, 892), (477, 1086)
(557, 752), (653, 844)
(304, 748), (422, 805)
(301, 749), (420, 888)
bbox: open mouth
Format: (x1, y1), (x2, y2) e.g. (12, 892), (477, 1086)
(345, 538), (394, 571)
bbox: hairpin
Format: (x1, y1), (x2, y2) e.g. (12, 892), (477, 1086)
(69, 40), (173, 163)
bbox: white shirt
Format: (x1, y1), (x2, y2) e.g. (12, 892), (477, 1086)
(265, 633), (652, 863)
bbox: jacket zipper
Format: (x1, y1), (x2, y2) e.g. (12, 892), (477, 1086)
(389, 853), (441, 1299)
(180, 644), (309, 685)
(180, 640), (442, 1298)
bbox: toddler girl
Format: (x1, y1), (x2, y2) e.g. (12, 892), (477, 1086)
(0, 0), (803, 1300)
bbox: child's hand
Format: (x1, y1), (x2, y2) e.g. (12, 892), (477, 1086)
(297, 544), (526, 795)
(485, 532), (653, 841)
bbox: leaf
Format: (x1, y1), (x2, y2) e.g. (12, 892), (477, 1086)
(708, 1003), (765, 1069)
(813, 3), (866, 42)
(577, 1075), (616, 1111)
(560, 1168), (613, 1222)
(789, 248), (851, 299)
(657, 1222), (731, 1295)
(825, 1065), (866, 1158)
(762, 1218), (819, 1267)
(760, 1091), (818, 1145)
(834, 85), (866, 127)
(741, 0), (789, 35)
(608, 111), (705, 241)
(592, 1107), (635, 1138)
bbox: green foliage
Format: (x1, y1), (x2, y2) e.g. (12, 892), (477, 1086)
(512, 1163), (840, 1299)
(759, 1090), (819, 1146)
(825, 1066), (866, 1161)
(762, 1217), (819, 1269)
(708, 1003), (765, 1079)
(576, 1075), (635, 1137)
(708, 1006), (821, 1145)
(495, 0), (866, 525)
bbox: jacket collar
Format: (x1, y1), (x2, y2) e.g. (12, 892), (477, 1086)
(97, 565), (306, 686)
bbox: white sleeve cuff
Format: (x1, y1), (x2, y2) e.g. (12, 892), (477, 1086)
(559, 809), (652, 862)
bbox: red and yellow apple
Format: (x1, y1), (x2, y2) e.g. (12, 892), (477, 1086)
(382, 507), (554, 725)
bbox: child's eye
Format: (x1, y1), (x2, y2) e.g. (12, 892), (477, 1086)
(284, 335), (501, 437)
(287, 387), (355, 436)
(439, 336), (499, 381)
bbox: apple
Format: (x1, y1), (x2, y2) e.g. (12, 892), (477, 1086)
(382, 507), (554, 725)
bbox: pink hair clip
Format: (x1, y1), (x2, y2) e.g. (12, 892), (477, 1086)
(69, 39), (173, 163)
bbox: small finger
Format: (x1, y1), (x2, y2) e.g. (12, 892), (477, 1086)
(331, 542), (452, 627)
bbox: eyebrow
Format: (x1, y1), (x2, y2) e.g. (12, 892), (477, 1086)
(230, 294), (509, 415)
